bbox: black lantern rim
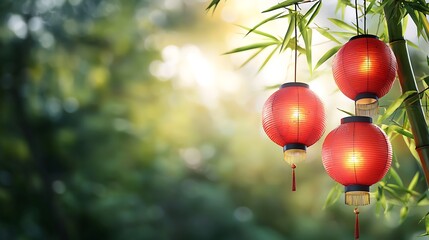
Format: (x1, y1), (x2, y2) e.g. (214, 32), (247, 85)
(341, 116), (372, 124)
(350, 34), (379, 41)
(283, 143), (307, 152)
(345, 185), (370, 193)
(355, 92), (379, 102)
(280, 82), (309, 89)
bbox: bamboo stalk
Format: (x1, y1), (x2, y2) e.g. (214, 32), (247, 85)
(384, 2), (429, 187)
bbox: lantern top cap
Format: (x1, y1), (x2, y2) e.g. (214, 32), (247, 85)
(345, 185), (370, 193)
(355, 92), (379, 101)
(350, 34), (379, 41)
(341, 116), (372, 124)
(280, 82), (309, 89)
(283, 143), (307, 152)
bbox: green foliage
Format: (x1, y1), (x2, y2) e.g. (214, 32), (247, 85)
(314, 46), (341, 69)
(206, 0), (222, 12)
(377, 91), (417, 124)
(419, 212), (429, 236)
(323, 183), (342, 209)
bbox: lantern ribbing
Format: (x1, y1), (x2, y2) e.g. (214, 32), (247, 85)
(322, 116), (392, 206)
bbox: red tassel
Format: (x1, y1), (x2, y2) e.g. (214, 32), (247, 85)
(354, 208), (360, 240)
(291, 164), (296, 191)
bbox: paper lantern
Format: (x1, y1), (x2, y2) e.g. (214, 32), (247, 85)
(262, 82), (326, 191)
(332, 35), (397, 117)
(322, 116), (392, 206)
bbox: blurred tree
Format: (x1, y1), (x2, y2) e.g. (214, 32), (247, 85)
(0, 0), (428, 240)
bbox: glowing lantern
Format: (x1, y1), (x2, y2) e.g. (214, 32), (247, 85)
(332, 35), (397, 117)
(322, 116), (392, 205)
(262, 82), (326, 191)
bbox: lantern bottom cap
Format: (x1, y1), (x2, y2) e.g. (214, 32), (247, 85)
(345, 191), (370, 206)
(283, 149), (306, 165)
(355, 98), (378, 117)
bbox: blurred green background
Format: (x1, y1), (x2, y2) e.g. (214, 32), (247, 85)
(0, 0), (428, 239)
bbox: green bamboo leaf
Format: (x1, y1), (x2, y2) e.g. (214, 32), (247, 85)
(388, 125), (414, 139)
(237, 25), (279, 41)
(280, 14), (296, 52)
(389, 168), (404, 187)
(376, 185), (383, 201)
(315, 46), (341, 69)
(246, 12), (285, 37)
(262, 0), (302, 13)
(406, 2), (429, 14)
(377, 90), (417, 124)
(403, 14), (409, 34)
(400, 206), (409, 222)
(423, 75), (429, 86)
(408, 172), (420, 191)
(421, 212), (429, 236)
(383, 186), (406, 203)
(336, 108), (354, 116)
(258, 45), (280, 72)
(407, 40), (420, 49)
(329, 18), (357, 33)
(420, 12), (429, 41)
(239, 47), (266, 68)
(223, 42), (277, 54)
(403, 135), (420, 162)
(404, 5), (423, 35)
(264, 84), (282, 90)
(299, 18), (312, 72)
(366, 0), (376, 13)
(417, 192), (428, 205)
(323, 183), (342, 209)
(386, 184), (417, 195)
(375, 185), (388, 215)
(304, 1), (321, 27)
(330, 31), (356, 38)
(392, 147), (401, 169)
(206, 0), (221, 12)
(315, 27), (341, 44)
(426, 215), (429, 236)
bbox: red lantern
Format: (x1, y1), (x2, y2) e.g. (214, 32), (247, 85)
(322, 116), (392, 206)
(262, 82), (326, 191)
(332, 35), (397, 116)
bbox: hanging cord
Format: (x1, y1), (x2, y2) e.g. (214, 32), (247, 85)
(364, 0), (367, 34)
(291, 163), (296, 191)
(294, 3), (298, 83)
(354, 0), (359, 35)
(354, 208), (360, 240)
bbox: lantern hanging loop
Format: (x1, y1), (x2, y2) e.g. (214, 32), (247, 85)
(354, 0), (359, 35)
(294, 3), (298, 83)
(354, 0), (368, 35)
(364, 0), (367, 34)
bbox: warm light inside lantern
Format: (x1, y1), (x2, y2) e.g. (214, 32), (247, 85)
(346, 152), (361, 168)
(359, 57), (372, 74)
(291, 109), (300, 120)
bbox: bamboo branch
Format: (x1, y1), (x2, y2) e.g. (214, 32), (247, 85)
(384, 1), (429, 188)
